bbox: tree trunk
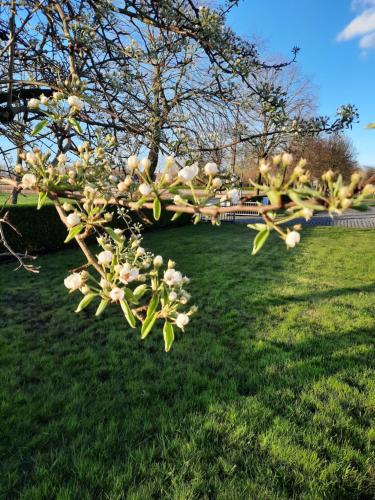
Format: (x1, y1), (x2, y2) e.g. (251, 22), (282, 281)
(11, 187), (18, 204)
(148, 126), (161, 179)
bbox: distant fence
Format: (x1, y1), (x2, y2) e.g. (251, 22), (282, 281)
(200, 194), (269, 223)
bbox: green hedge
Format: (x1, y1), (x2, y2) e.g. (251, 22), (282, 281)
(1, 203), (191, 254)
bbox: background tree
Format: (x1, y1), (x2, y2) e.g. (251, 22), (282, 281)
(0, 0), (358, 187)
(289, 133), (358, 181)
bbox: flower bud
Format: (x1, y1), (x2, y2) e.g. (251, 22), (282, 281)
(165, 156), (175, 168)
(363, 184), (375, 196)
(140, 157), (151, 171)
(273, 154), (282, 166)
(63, 202), (73, 212)
(27, 98), (40, 109)
(322, 170), (334, 182)
(138, 183), (152, 196)
(97, 250), (113, 266)
(212, 177), (223, 189)
(153, 255), (163, 268)
(282, 153), (293, 166)
(259, 160), (270, 175)
(40, 94), (49, 105)
(341, 198), (352, 209)
(339, 186), (352, 199)
(285, 230), (300, 249)
(176, 313), (189, 329)
(127, 155), (139, 171)
(66, 212), (81, 227)
(204, 162), (218, 176)
(22, 173), (37, 189)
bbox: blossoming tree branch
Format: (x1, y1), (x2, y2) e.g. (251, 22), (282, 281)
(0, 1), (374, 351)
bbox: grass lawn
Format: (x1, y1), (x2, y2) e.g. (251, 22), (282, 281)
(1, 224), (375, 499)
(0, 193), (40, 206)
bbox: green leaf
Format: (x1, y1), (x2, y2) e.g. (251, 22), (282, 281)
(134, 196), (147, 209)
(171, 211), (182, 221)
(75, 293), (96, 313)
(68, 117), (83, 135)
(153, 197), (161, 221)
(133, 284), (148, 298)
(141, 311), (158, 339)
(64, 224), (83, 243)
(31, 120), (49, 136)
(95, 298), (109, 316)
(37, 191), (48, 210)
(146, 294), (159, 319)
(366, 122), (375, 129)
(120, 299), (136, 328)
(352, 204), (369, 212)
(193, 214), (200, 225)
(105, 227), (123, 244)
(163, 321), (175, 352)
(252, 228), (270, 255)
(124, 287), (137, 304)
(247, 223), (267, 231)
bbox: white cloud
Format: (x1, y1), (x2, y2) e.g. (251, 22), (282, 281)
(360, 31), (375, 47)
(337, 3), (375, 51)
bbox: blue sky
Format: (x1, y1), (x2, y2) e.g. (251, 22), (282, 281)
(228, 0), (375, 167)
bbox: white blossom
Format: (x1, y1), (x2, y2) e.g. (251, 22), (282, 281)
(178, 163), (199, 183)
(27, 98), (40, 109)
(64, 273), (82, 291)
(176, 313), (189, 329)
(66, 212), (81, 227)
(100, 278), (111, 289)
(67, 95), (84, 110)
(168, 291), (178, 302)
(164, 268), (183, 286)
(138, 183), (152, 196)
(109, 287), (125, 302)
(119, 263), (139, 283)
(25, 152), (38, 166)
(21, 173), (37, 189)
(285, 230), (301, 248)
(97, 250), (113, 265)
(204, 162), (218, 176)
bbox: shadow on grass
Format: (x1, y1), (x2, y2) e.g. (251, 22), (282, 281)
(0, 224), (374, 498)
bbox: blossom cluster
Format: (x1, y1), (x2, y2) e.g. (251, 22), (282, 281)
(248, 153), (375, 254)
(63, 225), (195, 351)
(12, 101), (375, 350)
